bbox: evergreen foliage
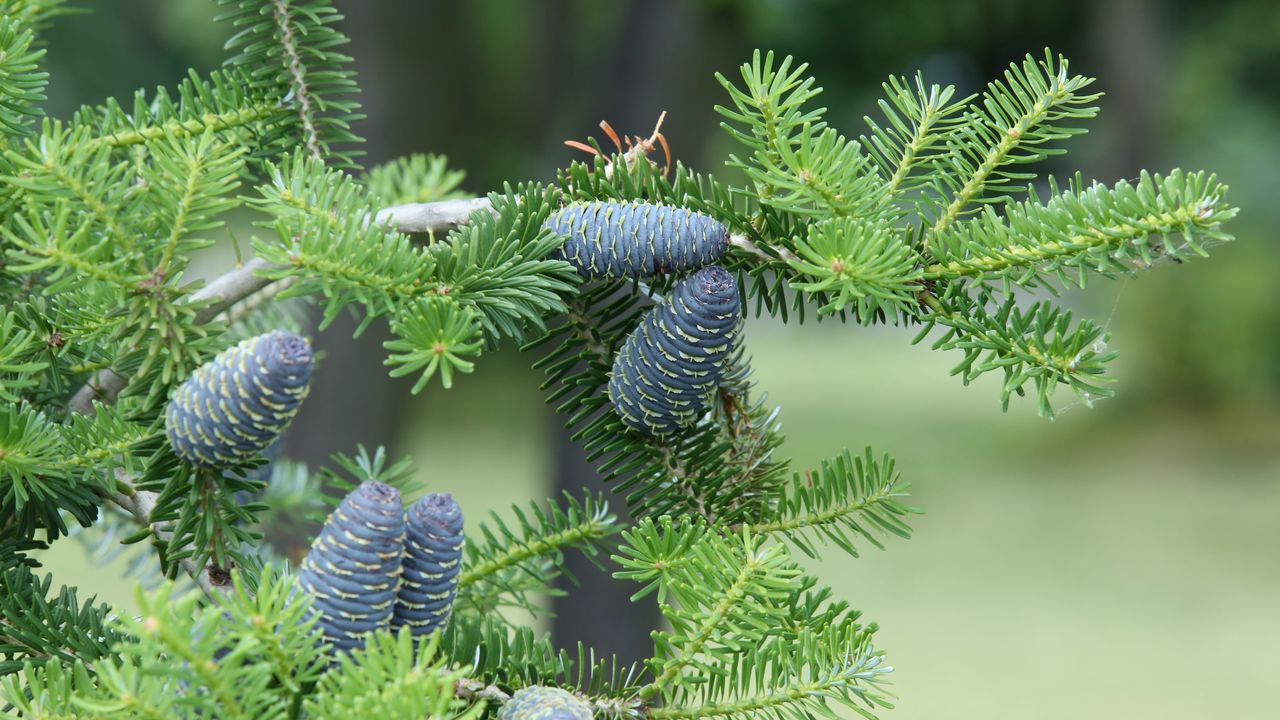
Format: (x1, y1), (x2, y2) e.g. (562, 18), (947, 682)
(0, 2), (1237, 719)
(0, 565), (120, 675)
(364, 153), (468, 206)
(217, 0), (363, 166)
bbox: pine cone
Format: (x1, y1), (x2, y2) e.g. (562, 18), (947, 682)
(498, 686), (593, 720)
(608, 266), (740, 435)
(544, 201), (728, 280)
(165, 331), (312, 469)
(296, 481), (406, 654)
(391, 492), (464, 636)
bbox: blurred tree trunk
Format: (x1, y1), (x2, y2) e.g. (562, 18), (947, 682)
(550, 0), (699, 666)
(1088, 0), (1166, 175)
(282, 2), (411, 560)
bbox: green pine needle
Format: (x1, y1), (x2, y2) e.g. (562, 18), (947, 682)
(454, 492), (618, 617)
(364, 153), (468, 205)
(0, 16), (48, 138)
(787, 216), (921, 319)
(927, 169), (1237, 291)
(385, 296), (484, 392)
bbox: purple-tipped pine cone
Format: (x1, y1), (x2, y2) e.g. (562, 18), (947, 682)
(498, 686), (594, 720)
(544, 201), (729, 280)
(296, 481), (406, 654)
(165, 331), (312, 469)
(391, 492), (465, 636)
(607, 266), (741, 435)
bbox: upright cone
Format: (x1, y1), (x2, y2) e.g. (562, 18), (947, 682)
(391, 492), (464, 636)
(296, 481), (406, 654)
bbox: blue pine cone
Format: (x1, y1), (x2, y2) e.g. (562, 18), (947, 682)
(165, 331), (312, 469)
(391, 492), (464, 637)
(498, 686), (593, 720)
(297, 481), (406, 654)
(544, 200), (729, 280)
(607, 265), (741, 435)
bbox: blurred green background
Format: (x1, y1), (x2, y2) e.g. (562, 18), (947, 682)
(33, 1), (1280, 718)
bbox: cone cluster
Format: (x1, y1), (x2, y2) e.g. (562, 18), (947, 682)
(297, 482), (465, 654)
(545, 200), (728, 280)
(543, 200), (743, 436)
(164, 333), (466, 654)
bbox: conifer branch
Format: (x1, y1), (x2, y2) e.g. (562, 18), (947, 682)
(83, 104), (279, 151)
(0, 0), (76, 36)
(457, 511), (613, 592)
(60, 195), (508, 596)
(749, 485), (903, 536)
(925, 204), (1202, 277)
(647, 674), (867, 720)
(0, 16), (48, 138)
(1, 26), (1244, 714)
(648, 620), (891, 720)
(39, 152), (132, 253)
(926, 50), (1100, 237)
(618, 523), (802, 704)
(109, 473), (232, 600)
(66, 257), (277, 414)
(364, 153), (468, 205)
(453, 493), (616, 618)
(0, 566), (119, 676)
(65, 198), (490, 414)
(916, 289), (1117, 417)
(864, 73), (970, 205)
(924, 170), (1234, 290)
(218, 0), (363, 166)
(269, 0), (322, 159)
(746, 448), (915, 560)
(635, 557), (760, 702)
(142, 618), (251, 719)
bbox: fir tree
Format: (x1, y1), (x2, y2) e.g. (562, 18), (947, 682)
(0, 2), (1236, 718)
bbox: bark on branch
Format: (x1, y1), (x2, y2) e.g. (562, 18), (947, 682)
(67, 257), (279, 416)
(374, 197), (494, 234)
(109, 472), (233, 599)
(67, 199), (492, 415)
